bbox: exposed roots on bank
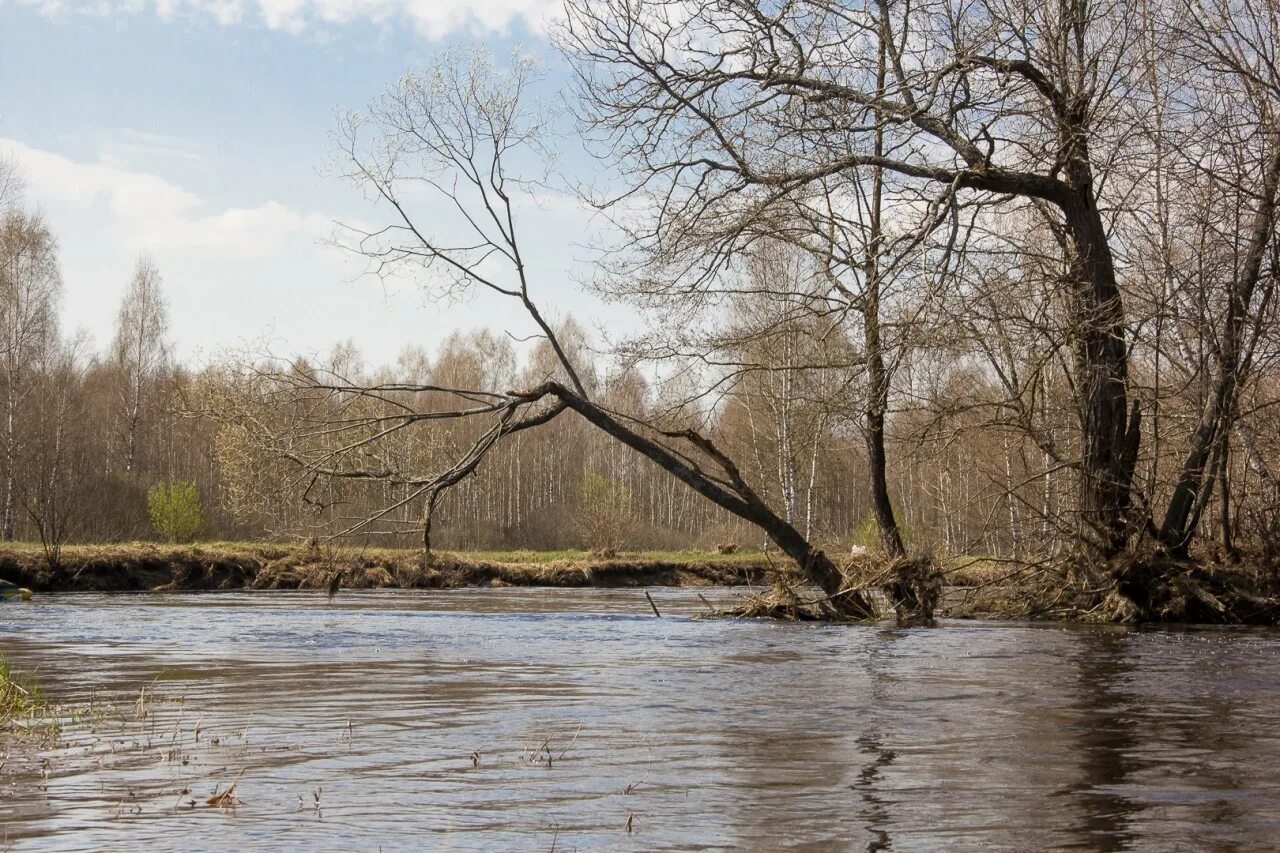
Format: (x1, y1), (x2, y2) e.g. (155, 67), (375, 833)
(945, 550), (1280, 625)
(705, 555), (943, 623)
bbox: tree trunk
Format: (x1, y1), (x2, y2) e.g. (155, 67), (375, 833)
(1058, 176), (1139, 556)
(1220, 440), (1233, 556)
(125, 391), (140, 473)
(550, 385), (879, 618)
(2, 390), (15, 541)
(865, 340), (904, 559)
(862, 31), (906, 560)
(1160, 146), (1280, 553)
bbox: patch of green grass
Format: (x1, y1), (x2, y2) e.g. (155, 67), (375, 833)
(1, 656), (50, 733)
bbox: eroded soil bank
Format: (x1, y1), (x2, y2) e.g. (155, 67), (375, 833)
(0, 543), (785, 594)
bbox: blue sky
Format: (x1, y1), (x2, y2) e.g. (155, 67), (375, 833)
(0, 0), (618, 366)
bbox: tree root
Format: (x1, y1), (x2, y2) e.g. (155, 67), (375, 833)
(1105, 551), (1280, 625)
(703, 555), (943, 623)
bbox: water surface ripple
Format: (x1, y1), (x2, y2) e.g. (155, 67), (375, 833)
(2, 588), (1278, 851)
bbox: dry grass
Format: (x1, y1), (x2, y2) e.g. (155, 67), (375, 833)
(937, 550), (1280, 625)
(0, 657), (71, 749)
(0, 541), (782, 594)
(706, 554), (942, 622)
(706, 579), (840, 621)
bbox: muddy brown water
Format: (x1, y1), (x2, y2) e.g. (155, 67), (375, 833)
(1, 588), (1278, 851)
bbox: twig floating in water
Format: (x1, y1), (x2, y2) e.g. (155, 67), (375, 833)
(644, 590), (661, 617)
(206, 768), (245, 809)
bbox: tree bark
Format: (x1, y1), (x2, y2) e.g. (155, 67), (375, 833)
(865, 323), (904, 559)
(863, 30), (906, 560)
(1058, 161), (1140, 555)
(2, 391), (15, 541)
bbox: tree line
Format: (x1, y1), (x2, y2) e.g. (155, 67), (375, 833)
(12, 195), (1275, 566)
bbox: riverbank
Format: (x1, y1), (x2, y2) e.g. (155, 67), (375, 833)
(2, 543), (1276, 625)
(0, 542), (786, 593)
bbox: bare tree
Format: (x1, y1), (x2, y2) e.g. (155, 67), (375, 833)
(0, 153), (22, 214)
(221, 48), (878, 616)
(560, 0), (1147, 555)
(1147, 0), (1280, 554)
(113, 255), (170, 474)
(23, 334), (89, 568)
(0, 210), (61, 540)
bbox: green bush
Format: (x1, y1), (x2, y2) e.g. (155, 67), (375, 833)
(852, 513), (880, 550)
(852, 512), (911, 553)
(148, 480), (205, 543)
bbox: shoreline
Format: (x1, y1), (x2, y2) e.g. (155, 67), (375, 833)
(3, 543), (1277, 626)
(0, 543), (787, 595)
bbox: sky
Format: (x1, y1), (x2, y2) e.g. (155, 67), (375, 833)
(0, 0), (623, 367)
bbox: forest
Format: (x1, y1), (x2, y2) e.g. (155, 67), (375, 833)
(3, 0), (1280, 622)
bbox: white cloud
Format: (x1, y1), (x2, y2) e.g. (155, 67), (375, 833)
(0, 137), (332, 257)
(0, 136), (622, 366)
(15, 0), (560, 38)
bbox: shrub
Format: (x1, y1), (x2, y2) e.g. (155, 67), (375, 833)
(148, 480), (205, 543)
(577, 468), (633, 551)
(852, 513), (911, 553)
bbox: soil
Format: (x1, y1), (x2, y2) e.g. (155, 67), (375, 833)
(0, 543), (786, 594)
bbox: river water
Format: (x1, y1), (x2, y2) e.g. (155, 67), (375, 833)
(1, 589), (1278, 851)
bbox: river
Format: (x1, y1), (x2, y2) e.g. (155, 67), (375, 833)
(2, 589), (1278, 850)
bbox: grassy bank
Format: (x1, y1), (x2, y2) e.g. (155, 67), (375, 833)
(0, 541), (786, 594)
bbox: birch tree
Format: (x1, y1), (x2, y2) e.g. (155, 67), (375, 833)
(0, 211), (61, 540)
(112, 255), (169, 474)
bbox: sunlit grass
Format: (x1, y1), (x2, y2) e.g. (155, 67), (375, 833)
(1, 540), (767, 564)
(1, 656), (58, 743)
(456, 548), (765, 564)
(1, 657), (44, 719)
(0, 541), (778, 596)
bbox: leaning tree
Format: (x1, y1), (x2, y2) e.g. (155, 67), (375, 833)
(225, 48), (880, 618)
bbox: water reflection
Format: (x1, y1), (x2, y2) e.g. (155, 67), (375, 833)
(1, 591), (1278, 850)
(1062, 629), (1141, 850)
(853, 732), (896, 852)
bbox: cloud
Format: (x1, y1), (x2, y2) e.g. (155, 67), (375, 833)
(14, 0), (560, 38)
(0, 137), (332, 258)
(96, 128), (208, 171)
